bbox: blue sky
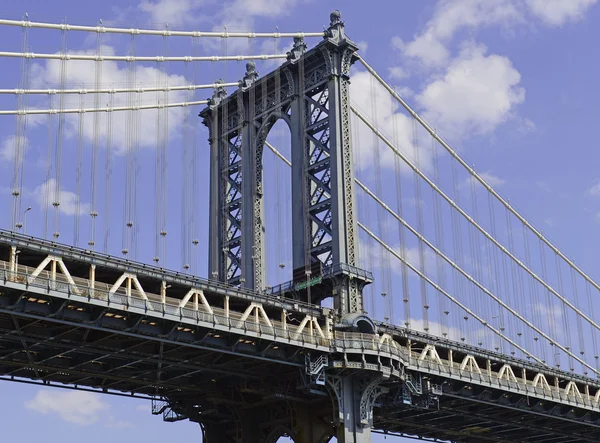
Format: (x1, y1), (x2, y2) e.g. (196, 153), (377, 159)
(1, 0), (600, 441)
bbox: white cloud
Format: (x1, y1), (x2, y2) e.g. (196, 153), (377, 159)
(222, 0), (306, 21)
(416, 43), (524, 138)
(589, 181), (600, 196)
(355, 40), (369, 55)
(359, 236), (436, 276)
(29, 45), (192, 155)
(394, 0), (523, 68)
(464, 171), (505, 188)
(527, 0), (597, 26)
(25, 390), (109, 426)
(138, 0), (207, 26)
(32, 178), (91, 216)
(388, 66), (408, 81)
(350, 70), (432, 172)
(0, 135), (28, 163)
(104, 416), (134, 429)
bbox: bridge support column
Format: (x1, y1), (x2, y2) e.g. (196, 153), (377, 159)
(328, 375), (387, 443)
(202, 424), (236, 443)
(292, 405), (336, 443)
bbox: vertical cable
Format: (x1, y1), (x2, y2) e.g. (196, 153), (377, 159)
(221, 31), (230, 284)
(191, 36), (200, 274)
(181, 48), (191, 272)
(103, 90), (114, 253)
(160, 26), (169, 266)
(74, 94), (85, 246)
(11, 15), (30, 232)
(412, 119), (428, 334)
(123, 34), (136, 256)
(431, 134), (448, 338)
(53, 22), (68, 241)
(89, 25), (103, 248)
(389, 103), (407, 328)
(43, 94), (54, 240)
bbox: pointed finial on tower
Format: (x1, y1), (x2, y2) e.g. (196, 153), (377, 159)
(330, 9), (342, 27)
(209, 79), (227, 109)
(287, 36), (307, 63)
(325, 9), (347, 43)
(239, 60), (259, 90)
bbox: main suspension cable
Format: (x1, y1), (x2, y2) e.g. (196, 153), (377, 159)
(0, 18), (324, 38)
(358, 55), (600, 321)
(350, 104), (600, 342)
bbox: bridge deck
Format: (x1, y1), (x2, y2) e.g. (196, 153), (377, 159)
(1, 232), (600, 441)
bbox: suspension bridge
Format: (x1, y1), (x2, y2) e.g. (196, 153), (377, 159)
(0, 9), (599, 442)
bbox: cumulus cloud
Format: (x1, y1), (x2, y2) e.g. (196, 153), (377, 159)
(32, 178), (90, 216)
(138, 0), (208, 26)
(393, 0), (523, 69)
(416, 43), (524, 138)
(589, 180), (600, 196)
(25, 390), (109, 426)
(0, 135), (29, 162)
(388, 66), (409, 81)
(464, 171), (506, 188)
(527, 0), (597, 26)
(29, 45), (191, 155)
(350, 70), (433, 172)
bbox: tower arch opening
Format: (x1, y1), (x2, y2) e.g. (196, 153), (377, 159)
(260, 116), (293, 289)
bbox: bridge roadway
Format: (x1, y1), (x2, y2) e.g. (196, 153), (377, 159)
(0, 231), (599, 442)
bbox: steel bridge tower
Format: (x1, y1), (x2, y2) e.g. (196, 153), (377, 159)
(199, 10), (382, 442)
(201, 10), (372, 317)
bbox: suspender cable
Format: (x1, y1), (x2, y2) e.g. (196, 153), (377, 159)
(181, 52), (191, 272)
(160, 27), (169, 266)
(43, 95), (54, 240)
(390, 94), (406, 328)
(53, 24), (68, 241)
(358, 222), (546, 367)
(412, 118), (429, 334)
(153, 37), (162, 264)
(11, 17), (30, 233)
(191, 36), (200, 275)
(273, 34), (285, 280)
(132, 60), (141, 261)
(450, 156), (467, 342)
(103, 91), (114, 253)
(353, 110), (375, 318)
(359, 55), (600, 340)
(123, 34), (136, 257)
(89, 25), (103, 249)
(351, 103), (600, 359)
(352, 107), (598, 373)
(221, 33), (230, 285)
(430, 133), (449, 339)
(369, 73), (388, 322)
(74, 94), (85, 246)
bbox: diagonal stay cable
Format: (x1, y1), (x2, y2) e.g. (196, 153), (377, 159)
(357, 222), (548, 368)
(350, 104), (600, 346)
(354, 179), (599, 374)
(357, 55), (600, 326)
(264, 140), (564, 371)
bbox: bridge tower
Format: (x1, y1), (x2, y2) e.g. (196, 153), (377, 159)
(199, 11), (381, 443)
(201, 10), (372, 316)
